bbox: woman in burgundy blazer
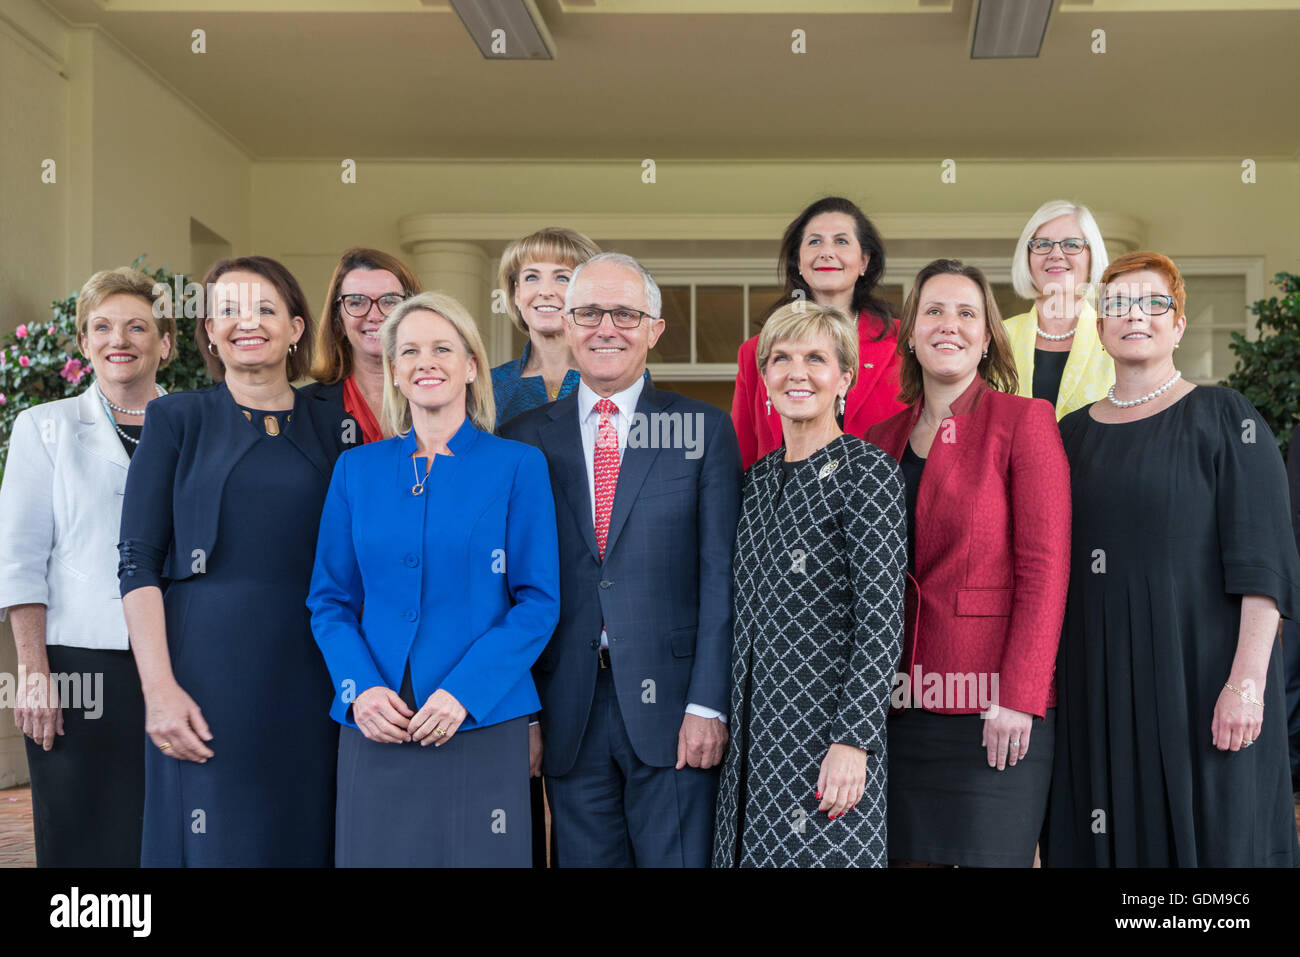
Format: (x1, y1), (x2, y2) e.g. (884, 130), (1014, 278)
(733, 197), (906, 468)
(863, 259), (1070, 868)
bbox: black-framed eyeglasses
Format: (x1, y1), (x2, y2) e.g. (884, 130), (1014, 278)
(1028, 238), (1088, 256)
(1100, 294), (1177, 318)
(337, 293), (405, 318)
(569, 305), (656, 328)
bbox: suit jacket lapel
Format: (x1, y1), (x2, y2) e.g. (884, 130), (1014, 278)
(540, 396), (600, 564)
(603, 385), (667, 561)
(74, 383), (130, 471)
(285, 387), (338, 479)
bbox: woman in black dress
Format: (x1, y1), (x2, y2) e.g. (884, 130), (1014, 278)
(1044, 251), (1300, 866)
(0, 267), (174, 865)
(713, 301), (906, 868)
(120, 256), (345, 866)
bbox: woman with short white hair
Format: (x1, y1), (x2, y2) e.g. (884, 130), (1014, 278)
(0, 267), (174, 866)
(1003, 200), (1113, 419)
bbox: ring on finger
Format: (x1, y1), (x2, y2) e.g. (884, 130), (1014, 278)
(435, 727), (447, 736)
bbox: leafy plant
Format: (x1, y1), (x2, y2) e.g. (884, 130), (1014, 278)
(1221, 271), (1300, 462)
(0, 256), (211, 482)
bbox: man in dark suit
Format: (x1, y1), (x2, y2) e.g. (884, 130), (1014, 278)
(500, 252), (742, 867)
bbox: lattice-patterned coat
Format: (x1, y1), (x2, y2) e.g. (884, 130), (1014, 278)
(713, 434), (906, 868)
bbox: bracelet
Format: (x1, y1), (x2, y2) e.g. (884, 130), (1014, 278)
(1224, 683), (1264, 708)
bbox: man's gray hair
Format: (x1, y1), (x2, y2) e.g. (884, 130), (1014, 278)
(565, 252), (663, 318)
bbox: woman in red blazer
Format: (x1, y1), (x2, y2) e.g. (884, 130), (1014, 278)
(733, 197), (906, 468)
(863, 259), (1070, 868)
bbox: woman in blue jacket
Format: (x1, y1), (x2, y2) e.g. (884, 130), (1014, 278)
(309, 291), (561, 867)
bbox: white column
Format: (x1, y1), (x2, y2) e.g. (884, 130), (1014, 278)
(406, 241), (509, 365)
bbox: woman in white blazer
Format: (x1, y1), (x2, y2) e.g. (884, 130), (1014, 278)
(0, 267), (175, 866)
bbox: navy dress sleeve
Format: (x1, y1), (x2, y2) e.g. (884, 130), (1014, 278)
(118, 400), (180, 595)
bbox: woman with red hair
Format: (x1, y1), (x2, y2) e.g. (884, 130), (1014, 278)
(1044, 252), (1300, 867)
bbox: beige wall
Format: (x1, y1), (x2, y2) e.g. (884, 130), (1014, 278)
(0, 0), (253, 786)
(251, 156), (1300, 329)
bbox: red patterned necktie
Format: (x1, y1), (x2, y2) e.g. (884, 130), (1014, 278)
(593, 398), (620, 560)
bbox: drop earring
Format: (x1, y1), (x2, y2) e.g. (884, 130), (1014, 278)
(838, 395), (846, 416)
(765, 395), (772, 414)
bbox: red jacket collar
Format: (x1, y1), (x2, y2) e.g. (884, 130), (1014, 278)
(873, 375), (989, 461)
(906, 373), (988, 425)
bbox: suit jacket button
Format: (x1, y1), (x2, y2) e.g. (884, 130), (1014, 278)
(589, 639), (599, 650)
(599, 579), (612, 589)
(404, 610), (417, 622)
(403, 554), (418, 567)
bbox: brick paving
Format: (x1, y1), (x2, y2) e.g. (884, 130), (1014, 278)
(0, 786), (34, 868)
(1, 783), (1297, 869)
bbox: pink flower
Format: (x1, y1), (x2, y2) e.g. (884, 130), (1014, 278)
(18, 355), (31, 367)
(60, 357), (86, 384)
(15, 324), (27, 339)
(0, 394), (6, 406)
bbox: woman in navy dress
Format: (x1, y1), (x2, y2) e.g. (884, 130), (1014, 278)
(310, 291), (560, 867)
(119, 256), (345, 866)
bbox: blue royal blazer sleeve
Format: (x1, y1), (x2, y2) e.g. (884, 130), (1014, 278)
(439, 446), (562, 719)
(307, 423), (561, 730)
(307, 453), (389, 701)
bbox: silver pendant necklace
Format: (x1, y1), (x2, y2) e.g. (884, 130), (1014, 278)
(411, 457), (429, 496)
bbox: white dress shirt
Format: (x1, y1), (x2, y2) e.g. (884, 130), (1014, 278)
(575, 378), (724, 724)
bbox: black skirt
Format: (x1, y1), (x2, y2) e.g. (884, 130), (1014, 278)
(25, 645), (144, 867)
(887, 708), (1054, 867)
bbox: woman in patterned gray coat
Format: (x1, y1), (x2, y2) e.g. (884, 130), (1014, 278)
(713, 302), (906, 868)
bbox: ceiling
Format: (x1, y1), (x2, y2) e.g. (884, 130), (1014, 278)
(38, 0), (1300, 160)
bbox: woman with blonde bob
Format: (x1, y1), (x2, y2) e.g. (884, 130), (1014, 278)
(714, 301), (906, 868)
(309, 291), (561, 867)
(1003, 200), (1113, 419)
(0, 267), (174, 866)
(492, 227), (602, 427)
(865, 259), (1071, 867)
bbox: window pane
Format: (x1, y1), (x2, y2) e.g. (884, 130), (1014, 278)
(649, 285), (691, 363)
(1178, 275), (1247, 383)
(747, 285), (785, 337)
(696, 285), (743, 363)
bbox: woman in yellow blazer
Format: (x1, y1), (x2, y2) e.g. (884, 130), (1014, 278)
(1003, 200), (1114, 419)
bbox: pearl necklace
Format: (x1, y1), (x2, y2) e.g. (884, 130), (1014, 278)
(103, 383), (165, 416)
(1036, 324), (1075, 341)
(1106, 370), (1181, 408)
(98, 384), (164, 448)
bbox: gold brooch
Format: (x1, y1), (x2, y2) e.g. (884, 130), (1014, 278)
(818, 459), (839, 480)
